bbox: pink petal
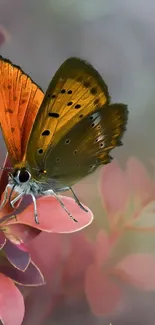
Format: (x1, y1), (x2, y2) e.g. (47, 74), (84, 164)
(126, 157), (155, 204)
(94, 230), (111, 266)
(1, 260), (45, 286)
(85, 264), (122, 315)
(3, 240), (30, 271)
(114, 254), (155, 290)
(5, 196), (93, 233)
(0, 273), (24, 325)
(100, 161), (129, 217)
(4, 224), (40, 245)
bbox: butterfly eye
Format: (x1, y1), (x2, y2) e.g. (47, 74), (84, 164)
(19, 169), (31, 183)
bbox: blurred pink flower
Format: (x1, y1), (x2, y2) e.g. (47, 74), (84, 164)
(22, 157), (155, 324)
(85, 158), (155, 315)
(0, 156), (93, 325)
(100, 157), (155, 231)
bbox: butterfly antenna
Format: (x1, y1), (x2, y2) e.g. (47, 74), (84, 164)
(0, 167), (13, 170)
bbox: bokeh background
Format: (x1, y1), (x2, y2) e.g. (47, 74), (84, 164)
(1, 0), (155, 324)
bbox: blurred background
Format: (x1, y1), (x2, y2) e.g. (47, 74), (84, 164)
(1, 0), (155, 324)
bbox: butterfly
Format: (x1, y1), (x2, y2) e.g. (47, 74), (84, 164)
(0, 55), (128, 223)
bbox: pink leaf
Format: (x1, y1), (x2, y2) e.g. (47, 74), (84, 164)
(1, 260), (44, 286)
(5, 196), (93, 233)
(100, 161), (129, 217)
(114, 254), (155, 290)
(85, 264), (122, 315)
(0, 273), (24, 325)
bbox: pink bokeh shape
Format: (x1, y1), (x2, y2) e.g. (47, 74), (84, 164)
(85, 264), (122, 315)
(114, 253), (155, 290)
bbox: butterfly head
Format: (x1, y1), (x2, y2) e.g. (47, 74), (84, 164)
(11, 168), (31, 186)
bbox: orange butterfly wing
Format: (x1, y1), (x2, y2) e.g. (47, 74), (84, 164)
(0, 56), (44, 167)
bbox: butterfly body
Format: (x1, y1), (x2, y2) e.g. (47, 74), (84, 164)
(0, 55), (128, 223)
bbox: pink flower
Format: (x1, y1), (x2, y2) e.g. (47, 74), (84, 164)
(100, 157), (155, 231)
(0, 155), (93, 325)
(85, 158), (155, 315)
(17, 157), (155, 324)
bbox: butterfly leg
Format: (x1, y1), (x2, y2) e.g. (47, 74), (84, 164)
(43, 189), (78, 222)
(55, 187), (88, 213)
(30, 193), (39, 224)
(69, 187), (88, 213)
(0, 184), (10, 209)
(10, 192), (24, 208)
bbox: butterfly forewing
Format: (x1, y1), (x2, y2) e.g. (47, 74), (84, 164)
(26, 57), (110, 171)
(0, 56), (44, 166)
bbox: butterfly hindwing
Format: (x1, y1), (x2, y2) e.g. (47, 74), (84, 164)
(26, 57), (110, 172)
(27, 102), (128, 186)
